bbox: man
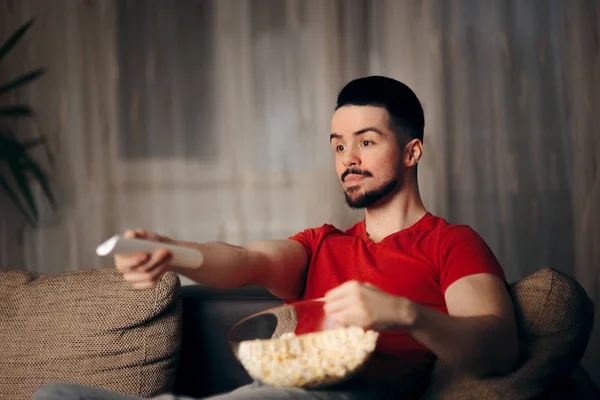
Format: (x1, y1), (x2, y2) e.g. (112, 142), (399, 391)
(33, 76), (518, 400)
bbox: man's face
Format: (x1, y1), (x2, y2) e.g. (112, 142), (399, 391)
(330, 106), (403, 209)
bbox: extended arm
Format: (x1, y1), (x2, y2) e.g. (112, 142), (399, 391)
(172, 239), (309, 299)
(115, 230), (309, 300)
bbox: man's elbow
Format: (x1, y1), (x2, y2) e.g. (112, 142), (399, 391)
(495, 336), (519, 374)
(474, 336), (519, 377)
(266, 269), (307, 300)
(461, 329), (519, 378)
(496, 316), (520, 373)
(484, 314), (520, 376)
(462, 354), (517, 379)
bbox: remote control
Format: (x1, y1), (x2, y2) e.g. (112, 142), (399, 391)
(96, 235), (204, 269)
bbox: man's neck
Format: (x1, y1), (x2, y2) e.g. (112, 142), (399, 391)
(363, 179), (428, 243)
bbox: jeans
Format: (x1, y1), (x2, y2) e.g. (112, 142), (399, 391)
(32, 377), (402, 400)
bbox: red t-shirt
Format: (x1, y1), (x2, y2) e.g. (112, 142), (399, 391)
(287, 212), (506, 377)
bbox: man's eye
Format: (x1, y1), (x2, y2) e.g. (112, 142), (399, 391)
(336, 145), (345, 152)
(362, 141), (373, 146)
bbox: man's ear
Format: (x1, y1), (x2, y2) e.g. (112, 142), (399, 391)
(404, 139), (423, 167)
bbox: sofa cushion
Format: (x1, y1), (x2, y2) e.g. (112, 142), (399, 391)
(423, 268), (595, 399)
(0, 267), (182, 400)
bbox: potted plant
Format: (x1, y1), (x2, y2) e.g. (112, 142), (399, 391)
(0, 18), (56, 226)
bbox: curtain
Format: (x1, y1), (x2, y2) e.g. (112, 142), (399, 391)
(0, 0), (598, 384)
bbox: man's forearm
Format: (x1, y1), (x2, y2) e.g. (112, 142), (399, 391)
(166, 239), (307, 299)
(169, 241), (266, 288)
(403, 301), (518, 376)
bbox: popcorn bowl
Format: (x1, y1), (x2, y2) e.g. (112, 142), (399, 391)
(227, 299), (379, 389)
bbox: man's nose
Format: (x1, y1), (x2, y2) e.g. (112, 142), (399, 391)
(342, 147), (360, 167)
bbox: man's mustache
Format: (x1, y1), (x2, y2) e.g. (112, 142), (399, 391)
(341, 168), (373, 182)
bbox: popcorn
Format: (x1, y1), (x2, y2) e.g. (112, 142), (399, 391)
(237, 327), (379, 388)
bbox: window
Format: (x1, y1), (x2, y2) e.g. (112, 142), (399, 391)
(116, 0), (216, 161)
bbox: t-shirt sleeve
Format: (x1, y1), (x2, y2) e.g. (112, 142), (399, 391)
(438, 225), (506, 294)
(285, 225), (331, 304)
(287, 228), (318, 261)
(287, 224), (334, 262)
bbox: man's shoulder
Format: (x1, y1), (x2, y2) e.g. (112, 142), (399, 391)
(426, 214), (492, 253)
(290, 223), (342, 239)
(426, 213), (476, 234)
(344, 220), (364, 236)
(292, 221), (362, 239)
(420, 214), (486, 247)
(320, 222), (362, 237)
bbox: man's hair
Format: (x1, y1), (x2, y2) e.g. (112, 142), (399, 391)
(335, 76), (425, 144)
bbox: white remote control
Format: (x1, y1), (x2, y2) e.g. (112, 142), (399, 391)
(96, 235), (204, 269)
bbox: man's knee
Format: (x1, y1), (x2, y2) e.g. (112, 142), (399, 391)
(32, 382), (144, 400)
(32, 383), (67, 400)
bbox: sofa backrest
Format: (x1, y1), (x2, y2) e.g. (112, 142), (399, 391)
(172, 285), (282, 397)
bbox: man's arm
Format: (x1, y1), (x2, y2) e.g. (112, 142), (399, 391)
(324, 273), (519, 377)
(405, 273), (519, 376)
(114, 230), (309, 300)
(173, 239), (309, 299)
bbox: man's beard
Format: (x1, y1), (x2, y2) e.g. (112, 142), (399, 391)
(344, 178), (399, 209)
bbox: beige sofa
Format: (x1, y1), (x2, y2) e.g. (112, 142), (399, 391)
(0, 267), (597, 399)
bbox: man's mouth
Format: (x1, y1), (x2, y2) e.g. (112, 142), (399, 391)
(341, 168), (372, 182)
(343, 174), (366, 183)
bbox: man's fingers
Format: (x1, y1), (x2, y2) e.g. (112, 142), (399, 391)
(326, 310), (359, 327)
(323, 301), (346, 315)
(323, 296), (354, 314)
(116, 229), (173, 290)
(123, 265), (168, 285)
(128, 278), (164, 290)
(122, 254), (170, 283)
(324, 284), (349, 300)
(323, 298), (366, 320)
(134, 229), (165, 242)
(124, 229), (155, 240)
(132, 282), (157, 290)
(120, 249), (171, 288)
(135, 248), (171, 272)
(115, 253), (150, 272)
(324, 280), (362, 301)
(134, 229), (148, 237)
(115, 247), (170, 272)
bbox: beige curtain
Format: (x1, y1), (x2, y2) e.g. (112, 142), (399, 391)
(1, 0), (598, 384)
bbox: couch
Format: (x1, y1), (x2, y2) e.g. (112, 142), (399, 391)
(172, 277), (600, 399)
(0, 267), (598, 399)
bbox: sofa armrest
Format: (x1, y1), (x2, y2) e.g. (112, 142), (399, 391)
(535, 366), (600, 399)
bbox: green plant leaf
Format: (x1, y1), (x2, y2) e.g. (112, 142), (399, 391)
(0, 174), (36, 225)
(0, 18), (54, 227)
(0, 105), (33, 117)
(23, 157), (56, 209)
(20, 137), (46, 149)
(0, 18), (34, 63)
(0, 128), (23, 158)
(0, 126), (16, 140)
(0, 68), (46, 97)
(7, 157), (38, 221)
(23, 119), (54, 166)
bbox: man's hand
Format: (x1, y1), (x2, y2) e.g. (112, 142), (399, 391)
(114, 229), (174, 290)
(323, 281), (417, 331)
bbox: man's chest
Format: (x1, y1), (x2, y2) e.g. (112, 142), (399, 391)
(302, 236), (444, 305)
